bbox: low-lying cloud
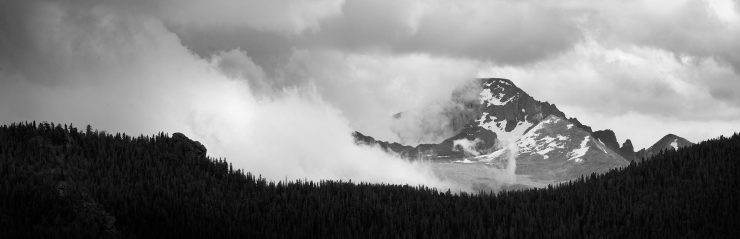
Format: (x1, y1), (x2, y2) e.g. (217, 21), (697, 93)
(0, 1), (461, 190)
(279, 49), (483, 143)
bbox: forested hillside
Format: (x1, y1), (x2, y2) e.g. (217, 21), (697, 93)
(1, 122), (738, 238)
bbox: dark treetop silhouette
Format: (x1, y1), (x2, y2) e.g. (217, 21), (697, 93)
(0, 121), (738, 238)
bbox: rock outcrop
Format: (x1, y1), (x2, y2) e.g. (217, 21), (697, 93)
(619, 139), (637, 162)
(172, 132), (207, 158)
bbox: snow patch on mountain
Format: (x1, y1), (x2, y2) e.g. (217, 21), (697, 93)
(595, 139), (609, 154)
(480, 87), (515, 106)
(481, 147), (508, 161)
(670, 139), (678, 150)
(568, 136), (591, 163)
(516, 117), (570, 160)
(476, 112), (533, 144)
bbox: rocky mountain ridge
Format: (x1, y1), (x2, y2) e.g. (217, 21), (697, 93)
(353, 78), (695, 183)
(354, 78), (633, 182)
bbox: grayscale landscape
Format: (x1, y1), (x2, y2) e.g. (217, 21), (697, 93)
(1, 0), (738, 238)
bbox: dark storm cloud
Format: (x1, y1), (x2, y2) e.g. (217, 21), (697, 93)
(167, 0), (585, 70)
(171, 26), (295, 79)
(305, 0), (582, 64)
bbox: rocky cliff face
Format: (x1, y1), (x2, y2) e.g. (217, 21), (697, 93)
(514, 115), (629, 181)
(619, 140), (637, 162)
(592, 129), (639, 161)
(592, 130), (620, 153)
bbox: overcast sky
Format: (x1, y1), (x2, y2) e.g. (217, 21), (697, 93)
(0, 0), (739, 183)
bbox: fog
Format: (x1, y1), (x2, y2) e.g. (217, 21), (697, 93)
(0, 1), (465, 190)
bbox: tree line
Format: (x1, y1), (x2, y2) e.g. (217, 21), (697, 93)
(0, 121), (738, 238)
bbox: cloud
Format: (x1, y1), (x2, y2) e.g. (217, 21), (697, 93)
(481, 38), (740, 148)
(164, 0), (740, 143)
(0, 0), (460, 189)
(168, 0), (584, 74)
(133, 0), (740, 72)
(453, 138), (483, 156)
(157, 0), (345, 35)
(391, 0), (581, 63)
(388, 80), (484, 145)
(280, 49), (484, 142)
(210, 48), (269, 93)
(304, 0), (425, 50)
(571, 0), (740, 72)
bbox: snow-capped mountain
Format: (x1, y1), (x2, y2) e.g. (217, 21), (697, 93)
(473, 78), (592, 141)
(635, 134), (694, 161)
(354, 78), (632, 183)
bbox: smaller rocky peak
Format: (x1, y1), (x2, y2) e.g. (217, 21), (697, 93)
(620, 139), (634, 152)
(591, 129), (637, 162)
(592, 129), (620, 152)
(619, 139), (637, 162)
(636, 133), (695, 162)
(652, 134), (693, 151)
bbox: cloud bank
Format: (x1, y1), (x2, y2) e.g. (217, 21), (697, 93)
(164, 0), (740, 148)
(0, 0), (459, 189)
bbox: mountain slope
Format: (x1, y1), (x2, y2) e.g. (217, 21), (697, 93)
(515, 115), (629, 182)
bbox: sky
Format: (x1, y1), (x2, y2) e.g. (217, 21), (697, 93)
(0, 0), (738, 186)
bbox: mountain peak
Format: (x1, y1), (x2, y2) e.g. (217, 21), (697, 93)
(635, 133), (694, 161)
(479, 78), (524, 94)
(478, 78), (525, 108)
(475, 77), (584, 136)
(656, 134), (691, 145)
(662, 133), (679, 139)
(658, 134), (693, 149)
(480, 78), (515, 85)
